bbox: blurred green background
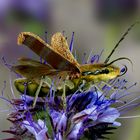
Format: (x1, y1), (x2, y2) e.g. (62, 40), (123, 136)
(0, 0), (140, 139)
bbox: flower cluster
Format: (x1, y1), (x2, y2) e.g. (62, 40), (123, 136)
(1, 64), (139, 140)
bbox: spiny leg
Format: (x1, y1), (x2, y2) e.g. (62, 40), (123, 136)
(33, 78), (44, 108)
(61, 83), (66, 109)
(43, 76), (54, 89)
(33, 76), (53, 108)
(61, 80), (74, 109)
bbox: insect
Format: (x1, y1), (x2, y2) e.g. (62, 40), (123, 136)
(12, 22), (138, 107)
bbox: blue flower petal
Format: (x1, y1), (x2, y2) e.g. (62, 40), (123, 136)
(68, 122), (83, 140)
(23, 119), (48, 140)
(98, 108), (120, 123)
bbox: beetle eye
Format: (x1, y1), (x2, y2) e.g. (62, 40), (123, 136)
(102, 68), (109, 74)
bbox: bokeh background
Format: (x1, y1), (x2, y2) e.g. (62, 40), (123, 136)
(0, 0), (140, 139)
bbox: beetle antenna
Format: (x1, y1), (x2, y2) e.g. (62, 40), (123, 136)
(106, 57), (132, 65)
(104, 21), (140, 64)
(105, 57), (133, 71)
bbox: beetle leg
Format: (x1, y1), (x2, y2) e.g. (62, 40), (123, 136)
(61, 81), (67, 109)
(33, 78), (44, 108)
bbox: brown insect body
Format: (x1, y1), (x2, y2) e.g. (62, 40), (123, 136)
(12, 32), (120, 93)
(12, 22), (140, 99)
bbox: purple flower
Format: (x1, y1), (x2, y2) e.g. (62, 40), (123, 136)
(67, 122), (83, 140)
(1, 79), (139, 140)
(23, 119), (48, 140)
